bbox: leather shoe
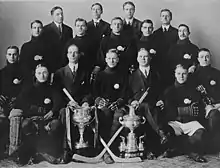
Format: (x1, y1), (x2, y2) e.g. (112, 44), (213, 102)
(146, 151), (156, 160)
(103, 152), (114, 164)
(188, 153), (207, 163)
(59, 151), (70, 164)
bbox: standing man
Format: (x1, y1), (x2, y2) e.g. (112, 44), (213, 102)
(67, 18), (96, 73)
(41, 6), (73, 73)
(154, 9), (178, 90)
(168, 24), (199, 81)
(20, 20), (45, 84)
(98, 17), (137, 72)
(87, 3), (111, 57)
(122, 1), (141, 39)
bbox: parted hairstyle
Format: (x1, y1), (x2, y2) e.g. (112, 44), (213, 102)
(75, 18), (87, 27)
(91, 2), (103, 12)
(31, 20), (43, 28)
(6, 46), (19, 54)
(123, 1), (135, 9)
(160, 8), (172, 20)
(50, 6), (63, 15)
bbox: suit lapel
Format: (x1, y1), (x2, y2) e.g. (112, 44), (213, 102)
(64, 65), (75, 82)
(51, 22), (60, 37)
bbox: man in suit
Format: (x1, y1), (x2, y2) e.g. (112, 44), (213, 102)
(193, 48), (220, 152)
(154, 9), (178, 90)
(122, 1), (141, 39)
(168, 24), (199, 81)
(53, 43), (93, 164)
(41, 6), (73, 73)
(87, 3), (111, 57)
(128, 48), (166, 157)
(98, 17), (137, 72)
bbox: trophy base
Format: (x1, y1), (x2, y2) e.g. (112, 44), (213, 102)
(124, 152), (140, 158)
(75, 142), (89, 149)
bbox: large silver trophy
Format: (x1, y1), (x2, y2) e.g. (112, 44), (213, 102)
(119, 105), (146, 158)
(72, 106), (93, 149)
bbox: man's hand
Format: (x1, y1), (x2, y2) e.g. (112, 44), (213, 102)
(81, 102), (89, 108)
(188, 65), (196, 73)
(68, 100), (79, 108)
(109, 102), (118, 111)
(156, 100), (164, 110)
(44, 110), (53, 120)
(95, 97), (108, 109)
(131, 100), (139, 109)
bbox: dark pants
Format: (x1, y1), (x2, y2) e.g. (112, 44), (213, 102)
(0, 117), (9, 158)
(20, 117), (62, 161)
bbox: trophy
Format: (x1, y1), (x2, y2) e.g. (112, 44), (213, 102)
(119, 105), (146, 158)
(72, 106), (93, 149)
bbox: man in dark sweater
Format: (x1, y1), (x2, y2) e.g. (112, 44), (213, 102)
(154, 9), (178, 90)
(98, 17), (137, 72)
(67, 18), (96, 73)
(93, 49), (129, 164)
(20, 20), (45, 84)
(193, 48), (220, 152)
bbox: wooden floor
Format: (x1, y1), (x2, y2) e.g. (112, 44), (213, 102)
(1, 154), (220, 168)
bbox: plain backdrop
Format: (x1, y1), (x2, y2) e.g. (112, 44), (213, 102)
(0, 0), (220, 69)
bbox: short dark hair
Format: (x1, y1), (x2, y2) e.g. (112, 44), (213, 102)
(123, 1), (135, 9)
(198, 48), (211, 56)
(6, 46), (19, 54)
(50, 6), (63, 15)
(75, 18), (87, 27)
(106, 48), (119, 57)
(175, 64), (188, 72)
(31, 20), (43, 28)
(160, 9), (172, 19)
(178, 24), (190, 33)
(111, 17), (123, 24)
(91, 3), (103, 12)
(141, 19), (153, 28)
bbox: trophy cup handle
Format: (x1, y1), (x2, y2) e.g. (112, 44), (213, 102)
(119, 116), (124, 125)
(141, 116), (146, 124)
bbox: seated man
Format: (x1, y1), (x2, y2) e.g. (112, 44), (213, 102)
(97, 17), (137, 72)
(14, 64), (62, 164)
(128, 48), (166, 158)
(53, 43), (93, 164)
(162, 64), (207, 163)
(93, 49), (129, 164)
(0, 46), (23, 159)
(193, 48), (220, 152)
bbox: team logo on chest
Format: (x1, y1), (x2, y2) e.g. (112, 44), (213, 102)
(44, 98), (51, 104)
(13, 78), (21, 85)
(117, 46), (125, 51)
(114, 83), (120, 89)
(210, 80), (216, 86)
(184, 98), (191, 104)
(183, 53), (191, 59)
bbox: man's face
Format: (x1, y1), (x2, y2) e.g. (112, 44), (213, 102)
(198, 51), (211, 67)
(123, 4), (135, 19)
(137, 50), (151, 67)
(175, 67), (188, 84)
(111, 19), (123, 34)
(160, 11), (171, 25)
(6, 48), (19, 64)
(91, 5), (102, 19)
(31, 22), (43, 37)
(35, 66), (49, 83)
(52, 8), (63, 24)
(178, 26), (189, 40)
(141, 22), (154, 36)
(67, 45), (80, 64)
(75, 21), (87, 36)
(105, 52), (119, 68)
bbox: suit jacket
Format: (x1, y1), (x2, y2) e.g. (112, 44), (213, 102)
(53, 63), (92, 106)
(128, 67), (161, 107)
(41, 22), (73, 72)
(123, 18), (142, 39)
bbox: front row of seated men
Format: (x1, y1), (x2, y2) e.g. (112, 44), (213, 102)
(0, 43), (220, 165)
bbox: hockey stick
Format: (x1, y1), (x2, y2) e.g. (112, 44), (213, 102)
(72, 126), (124, 163)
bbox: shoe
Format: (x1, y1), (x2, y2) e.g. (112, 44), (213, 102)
(161, 148), (179, 158)
(158, 130), (169, 145)
(146, 151), (156, 160)
(103, 152), (114, 164)
(188, 153), (207, 163)
(59, 151), (70, 164)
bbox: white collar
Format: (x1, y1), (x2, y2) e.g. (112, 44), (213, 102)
(139, 66), (150, 77)
(68, 63), (78, 72)
(162, 24), (170, 31)
(93, 18), (101, 23)
(125, 18), (134, 25)
(54, 21), (62, 28)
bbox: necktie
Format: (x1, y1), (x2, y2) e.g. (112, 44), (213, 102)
(163, 27), (167, 32)
(58, 24), (62, 36)
(94, 22), (98, 27)
(144, 69), (148, 78)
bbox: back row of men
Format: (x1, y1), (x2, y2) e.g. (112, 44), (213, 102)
(0, 1), (220, 166)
